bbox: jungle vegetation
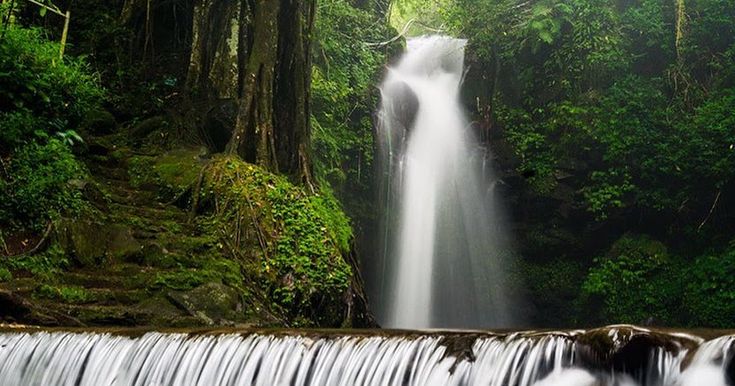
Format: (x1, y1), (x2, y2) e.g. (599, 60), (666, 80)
(0, 0), (734, 328)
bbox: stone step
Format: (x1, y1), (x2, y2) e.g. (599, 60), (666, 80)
(109, 203), (188, 223)
(58, 266), (158, 290)
(42, 299), (206, 327)
(106, 189), (162, 208)
(0, 278), (39, 296)
(88, 164), (130, 182)
(49, 303), (154, 326)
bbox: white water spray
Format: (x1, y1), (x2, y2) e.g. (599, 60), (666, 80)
(375, 36), (518, 329)
(0, 327), (732, 386)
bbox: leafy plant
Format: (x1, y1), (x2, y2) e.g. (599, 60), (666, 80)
(0, 139), (87, 230)
(580, 234), (683, 325)
(683, 243), (735, 328)
(0, 24), (102, 150)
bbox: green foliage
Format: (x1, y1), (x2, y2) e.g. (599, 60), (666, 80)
(389, 0), (450, 35)
(0, 267), (11, 282)
(0, 25), (103, 150)
(683, 243), (735, 328)
(205, 157), (353, 325)
(36, 284), (91, 304)
(520, 258), (585, 326)
(0, 24), (101, 231)
(311, 0), (394, 220)
(580, 234), (682, 324)
(445, 0), (735, 226)
(0, 243), (69, 281)
(0, 139), (87, 229)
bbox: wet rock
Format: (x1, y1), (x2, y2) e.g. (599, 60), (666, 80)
(166, 282), (244, 326)
(383, 80), (419, 132)
(0, 290), (34, 322)
(575, 326), (699, 381)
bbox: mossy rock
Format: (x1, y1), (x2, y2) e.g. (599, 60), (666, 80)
(128, 148), (206, 202)
(81, 108), (117, 135)
(35, 284), (92, 304)
(55, 219), (108, 266)
(135, 295), (204, 327)
(202, 156), (354, 326)
(138, 242), (178, 268)
(55, 219), (142, 266)
(130, 116), (169, 139)
(107, 224), (143, 260)
(154, 148), (206, 195)
(166, 282), (245, 325)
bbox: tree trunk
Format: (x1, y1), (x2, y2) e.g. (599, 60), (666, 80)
(675, 0), (686, 63)
(187, 0), (314, 185)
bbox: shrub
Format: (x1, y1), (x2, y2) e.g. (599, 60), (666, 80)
(0, 25), (102, 150)
(580, 234), (683, 325)
(0, 139), (87, 229)
(683, 243), (735, 328)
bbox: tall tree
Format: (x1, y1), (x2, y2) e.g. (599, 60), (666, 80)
(187, 0), (315, 185)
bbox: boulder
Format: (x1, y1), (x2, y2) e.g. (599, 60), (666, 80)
(166, 282), (244, 325)
(130, 116), (169, 139)
(107, 225), (142, 261)
(56, 220), (108, 266)
(56, 219), (142, 267)
(81, 109), (117, 135)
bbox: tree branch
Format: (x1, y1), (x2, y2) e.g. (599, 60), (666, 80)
(697, 190), (721, 232)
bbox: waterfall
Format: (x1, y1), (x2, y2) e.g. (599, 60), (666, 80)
(374, 35), (518, 329)
(0, 327), (732, 385)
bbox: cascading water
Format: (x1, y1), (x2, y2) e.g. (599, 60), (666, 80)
(374, 36), (518, 329)
(0, 326), (732, 386)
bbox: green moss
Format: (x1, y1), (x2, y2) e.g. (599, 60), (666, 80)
(128, 156), (157, 188)
(128, 149), (204, 201)
(36, 284), (92, 304)
(203, 156), (353, 325)
(149, 260), (239, 291)
(151, 269), (219, 291)
(154, 149), (203, 192)
(1, 243), (69, 281)
(0, 267), (12, 282)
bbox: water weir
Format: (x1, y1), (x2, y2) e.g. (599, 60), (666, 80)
(374, 36), (518, 329)
(0, 326), (732, 385)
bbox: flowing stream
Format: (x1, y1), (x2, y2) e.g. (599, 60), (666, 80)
(374, 36), (518, 329)
(0, 326), (732, 385)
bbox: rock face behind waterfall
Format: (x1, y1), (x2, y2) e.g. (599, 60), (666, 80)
(0, 325), (733, 386)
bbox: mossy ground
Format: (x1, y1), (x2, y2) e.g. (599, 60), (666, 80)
(1, 119), (356, 328)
